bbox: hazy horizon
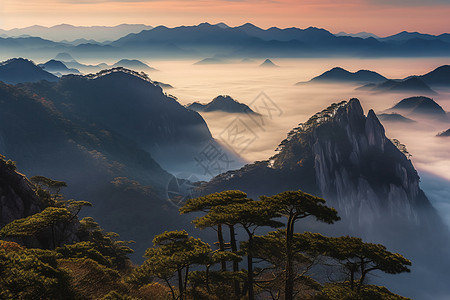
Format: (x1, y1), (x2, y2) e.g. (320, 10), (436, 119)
(1, 0), (450, 36)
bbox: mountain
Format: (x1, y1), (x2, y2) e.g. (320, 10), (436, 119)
(381, 31), (450, 43)
(0, 65), (228, 257)
(54, 52), (76, 62)
(417, 65), (450, 87)
(357, 77), (437, 94)
(112, 59), (157, 71)
(62, 60), (108, 73)
(236, 23), (335, 43)
(197, 98), (450, 297)
(437, 129), (450, 137)
(387, 96), (448, 120)
(38, 59), (81, 75)
(377, 113), (416, 123)
(299, 67), (387, 85)
(335, 31), (379, 39)
(200, 99), (436, 226)
(0, 157), (43, 227)
(0, 58), (58, 84)
(19, 68), (218, 170)
(187, 95), (257, 114)
(110, 23), (450, 58)
(259, 59), (279, 68)
(194, 58), (229, 65)
(0, 24), (153, 42)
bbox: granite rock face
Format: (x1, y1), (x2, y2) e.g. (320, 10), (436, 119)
(0, 159), (43, 227)
(201, 98), (437, 231)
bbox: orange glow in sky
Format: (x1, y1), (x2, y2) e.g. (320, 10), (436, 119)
(1, 0), (449, 36)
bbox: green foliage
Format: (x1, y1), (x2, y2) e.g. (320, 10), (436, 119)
(56, 241), (113, 267)
(78, 217), (134, 270)
(192, 200), (283, 231)
(260, 190), (340, 225)
(30, 175), (68, 195)
(0, 248), (75, 300)
(179, 190), (250, 214)
(0, 207), (71, 238)
(130, 230), (211, 299)
(315, 283), (412, 300)
(314, 235), (411, 291)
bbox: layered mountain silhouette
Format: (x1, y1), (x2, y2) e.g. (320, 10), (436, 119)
(109, 23), (450, 58)
(357, 77), (437, 94)
(298, 67), (387, 85)
(380, 31), (450, 43)
(0, 58), (58, 84)
(0, 63), (241, 258)
(194, 58), (229, 65)
(0, 24), (152, 42)
(2, 23), (450, 58)
(414, 65), (450, 87)
(112, 59), (157, 72)
(38, 59), (81, 75)
(386, 96), (448, 121)
(377, 113), (416, 123)
(55, 52), (76, 62)
(187, 95), (257, 114)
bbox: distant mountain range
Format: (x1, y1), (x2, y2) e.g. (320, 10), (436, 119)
(357, 77), (437, 94)
(300, 65), (450, 94)
(0, 58), (58, 84)
(112, 59), (157, 72)
(187, 95), (257, 114)
(0, 24), (153, 42)
(385, 96), (448, 121)
(377, 113), (416, 123)
(297, 67), (387, 85)
(38, 59), (81, 76)
(0, 59), (244, 258)
(1, 23), (450, 58)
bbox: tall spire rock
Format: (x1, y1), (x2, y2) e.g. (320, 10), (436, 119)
(201, 98), (438, 231)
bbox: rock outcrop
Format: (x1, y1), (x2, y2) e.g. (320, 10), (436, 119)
(0, 158), (42, 226)
(200, 99), (439, 231)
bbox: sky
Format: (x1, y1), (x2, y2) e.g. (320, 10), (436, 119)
(1, 0), (449, 36)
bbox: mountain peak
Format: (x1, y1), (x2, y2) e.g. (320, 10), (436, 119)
(260, 59), (279, 68)
(187, 95), (257, 114)
(0, 58), (58, 84)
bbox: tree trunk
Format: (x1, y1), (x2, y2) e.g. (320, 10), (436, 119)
(206, 265), (211, 292)
(246, 228), (255, 300)
(285, 215), (295, 300)
(178, 268), (184, 299)
(229, 224), (241, 299)
(184, 265), (189, 300)
(218, 224), (227, 271)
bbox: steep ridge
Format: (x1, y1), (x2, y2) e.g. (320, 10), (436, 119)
(201, 99), (437, 229)
(199, 98), (450, 298)
(19, 67), (228, 173)
(0, 58), (58, 84)
(0, 76), (195, 258)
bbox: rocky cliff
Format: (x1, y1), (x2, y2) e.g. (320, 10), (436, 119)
(0, 157), (42, 227)
(201, 99), (439, 232)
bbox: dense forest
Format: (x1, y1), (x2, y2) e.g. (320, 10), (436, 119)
(0, 154), (412, 300)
